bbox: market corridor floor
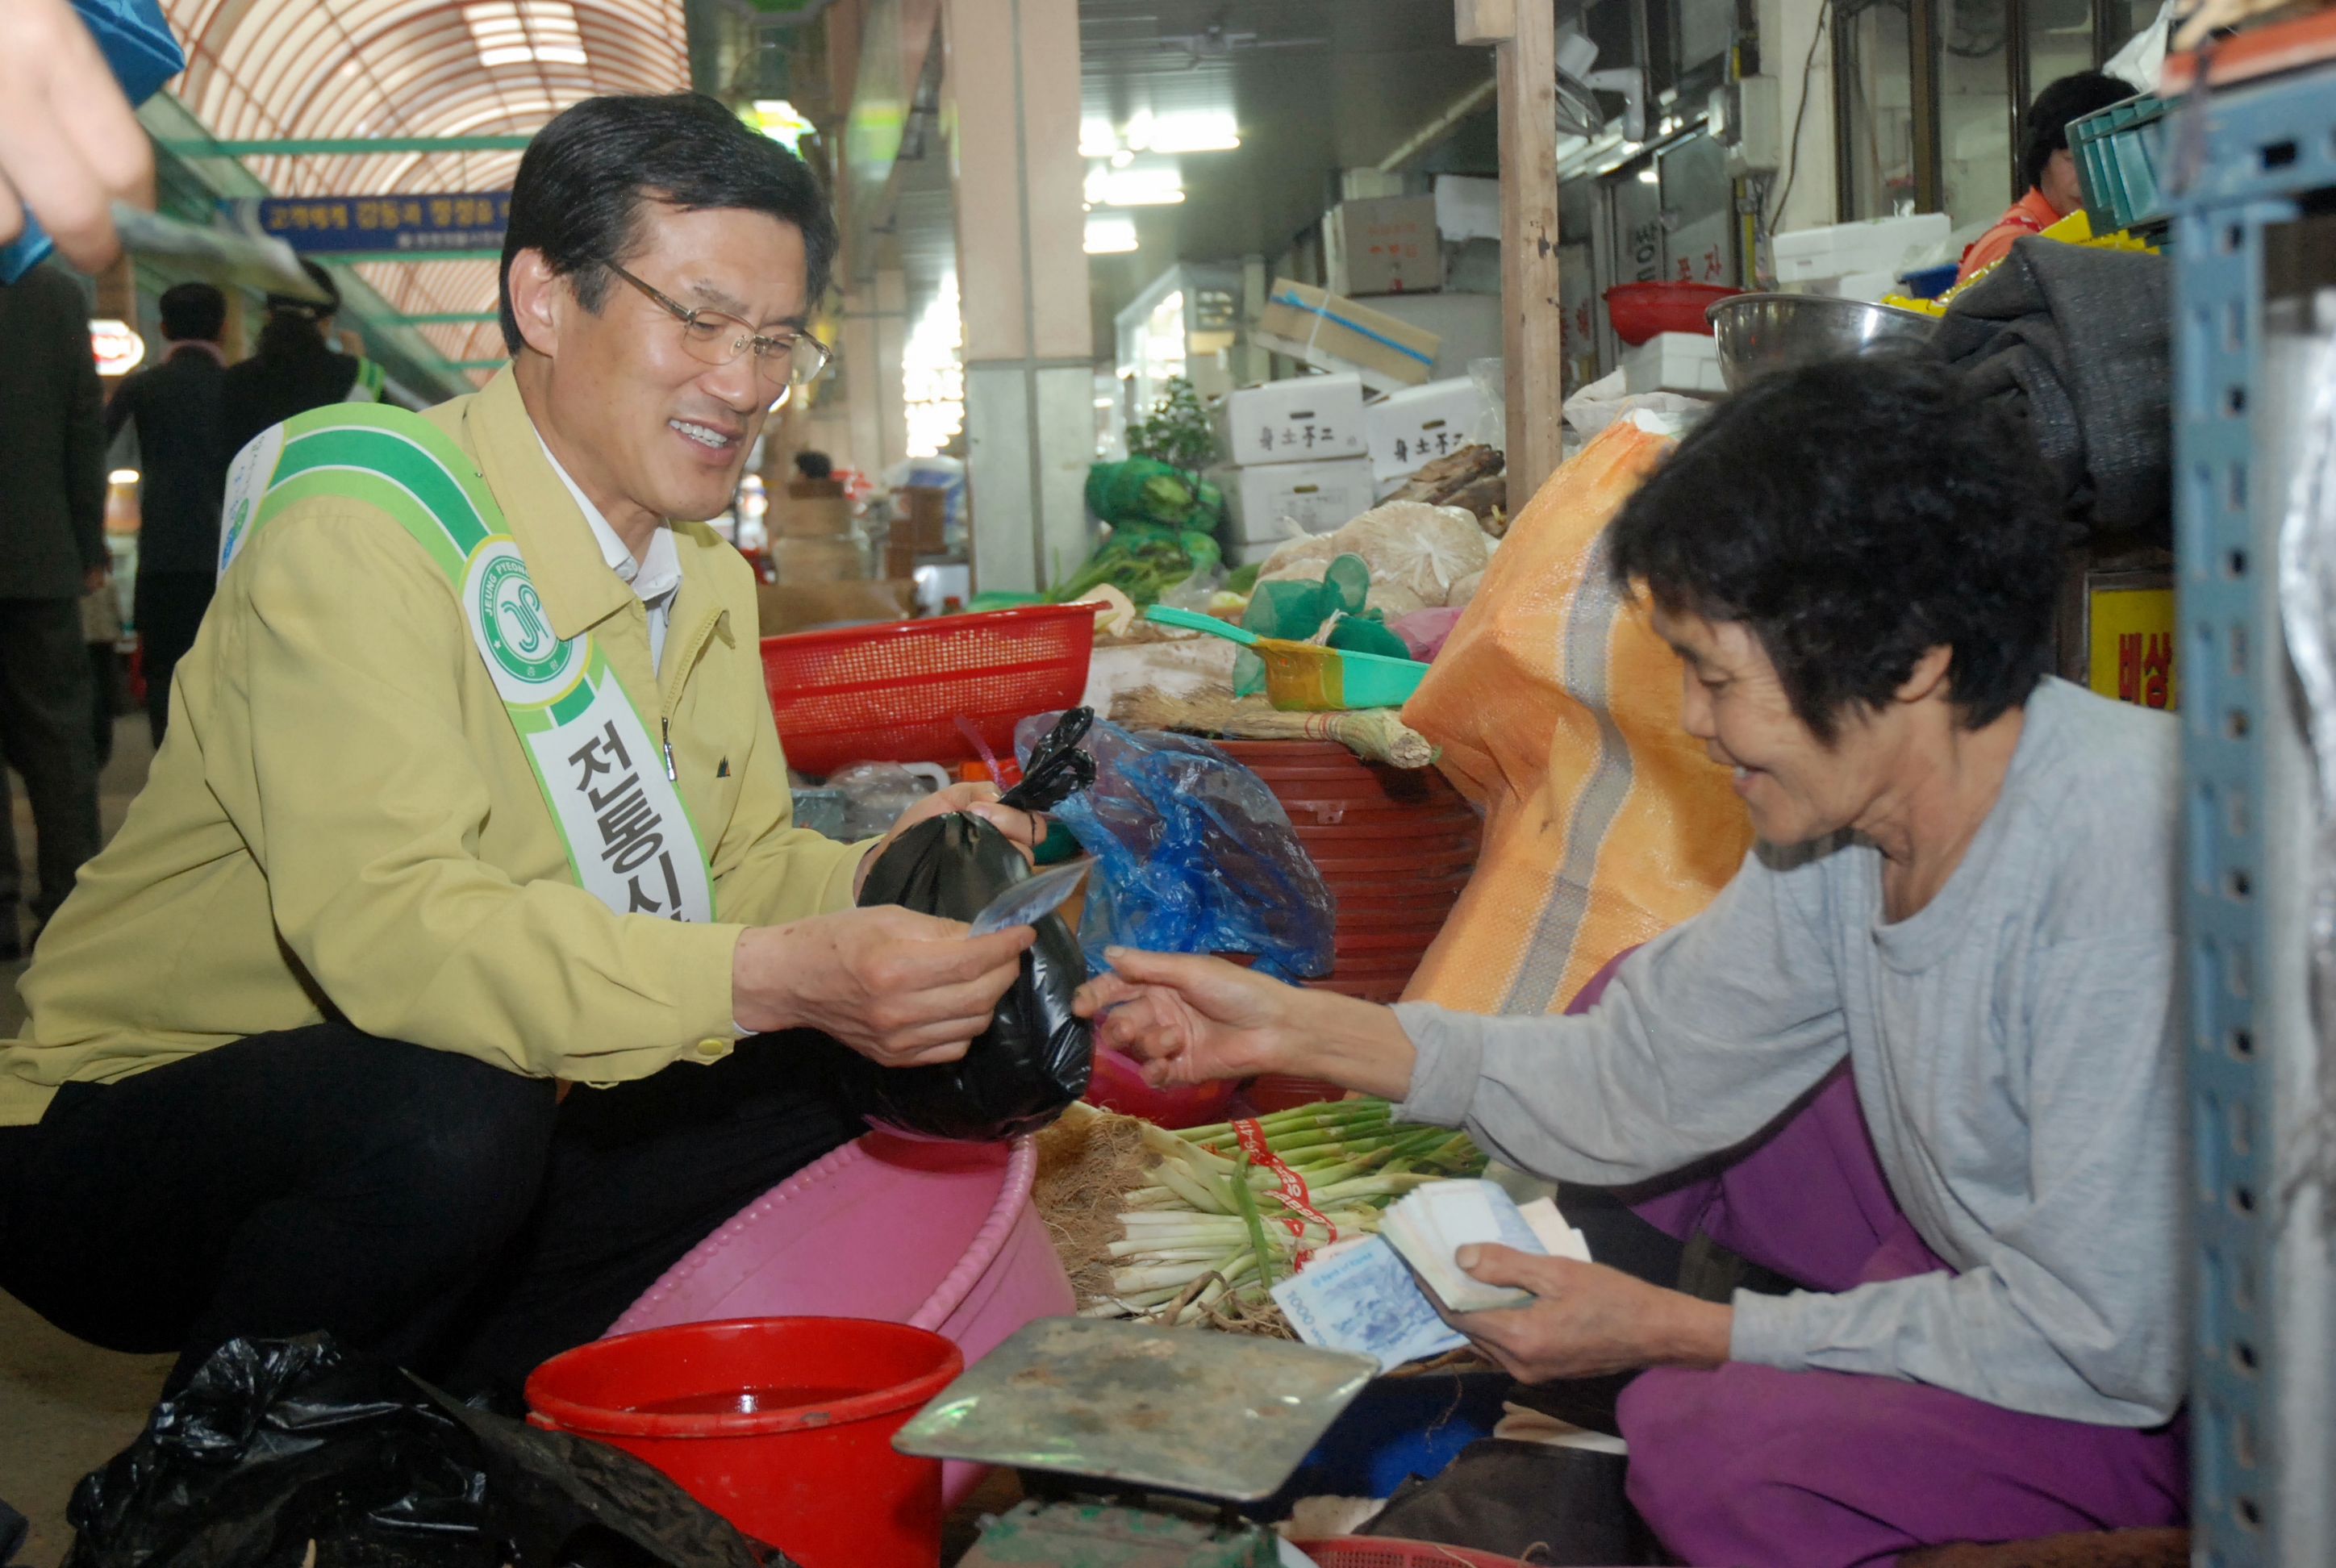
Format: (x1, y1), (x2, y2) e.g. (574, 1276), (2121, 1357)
(0, 715), (175, 1568)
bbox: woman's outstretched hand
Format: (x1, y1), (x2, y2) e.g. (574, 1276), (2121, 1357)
(1073, 947), (1421, 1101)
(1073, 949), (1295, 1084)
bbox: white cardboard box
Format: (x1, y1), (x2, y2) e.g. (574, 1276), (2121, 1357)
(1217, 457), (1378, 544)
(1771, 213), (1952, 284)
(1364, 377), (1488, 482)
(1213, 373), (1369, 467)
(1324, 195), (1441, 297)
(1621, 333), (1725, 396)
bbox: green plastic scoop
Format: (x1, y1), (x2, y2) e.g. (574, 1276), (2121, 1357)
(1144, 604), (1428, 711)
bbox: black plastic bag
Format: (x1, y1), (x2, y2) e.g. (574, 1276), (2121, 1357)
(834, 809), (1093, 1141)
(64, 1334), (775, 1568)
(995, 707), (1095, 813)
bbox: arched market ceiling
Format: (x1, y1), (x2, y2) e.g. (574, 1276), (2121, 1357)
(157, 0), (690, 377)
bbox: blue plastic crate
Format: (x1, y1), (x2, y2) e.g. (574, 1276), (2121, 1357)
(2070, 91), (2169, 236)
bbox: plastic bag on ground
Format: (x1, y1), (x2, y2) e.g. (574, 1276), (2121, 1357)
(1400, 419), (1753, 1014)
(1021, 714), (1333, 982)
(63, 1333), (769, 1568)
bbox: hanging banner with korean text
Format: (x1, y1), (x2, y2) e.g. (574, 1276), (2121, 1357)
(224, 193), (510, 255)
(217, 407), (715, 923)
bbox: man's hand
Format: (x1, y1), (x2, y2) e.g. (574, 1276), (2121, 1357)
(1439, 1245), (1733, 1382)
(733, 905), (1033, 1066)
(0, 0), (153, 271)
(1071, 947), (1420, 1099)
(853, 780), (1044, 899)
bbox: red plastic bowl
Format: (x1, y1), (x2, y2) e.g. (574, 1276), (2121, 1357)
(1603, 281), (1741, 345)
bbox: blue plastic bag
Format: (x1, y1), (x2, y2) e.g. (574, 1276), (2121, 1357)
(1, 0), (184, 283)
(1016, 714), (1333, 982)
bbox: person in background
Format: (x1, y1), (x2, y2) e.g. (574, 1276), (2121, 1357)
(0, 258), (110, 957)
(80, 567), (123, 771)
(219, 260), (384, 459)
(103, 281), (229, 744)
(793, 448), (832, 481)
(1954, 71), (2138, 284)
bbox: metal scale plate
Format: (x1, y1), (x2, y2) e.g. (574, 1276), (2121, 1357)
(895, 1317), (1376, 1503)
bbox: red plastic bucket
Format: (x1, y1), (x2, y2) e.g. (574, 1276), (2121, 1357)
(525, 1316), (962, 1568)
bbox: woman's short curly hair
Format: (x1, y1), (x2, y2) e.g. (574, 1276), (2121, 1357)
(1607, 357), (2064, 741)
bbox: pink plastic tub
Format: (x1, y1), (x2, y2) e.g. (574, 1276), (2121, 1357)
(609, 1129), (1071, 1505)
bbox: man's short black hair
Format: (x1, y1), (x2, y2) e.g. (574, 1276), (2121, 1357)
(498, 92), (837, 357)
(158, 281), (225, 342)
(2019, 71), (2134, 195)
(1608, 357), (2064, 741)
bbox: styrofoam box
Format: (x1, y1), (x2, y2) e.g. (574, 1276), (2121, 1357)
(1363, 376), (1487, 482)
(1217, 457), (1378, 544)
(1212, 373), (1368, 467)
(1621, 333), (1725, 396)
(1772, 213), (1952, 283)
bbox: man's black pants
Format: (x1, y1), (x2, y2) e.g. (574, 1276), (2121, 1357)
(0, 1024), (860, 1399)
(132, 570), (213, 747)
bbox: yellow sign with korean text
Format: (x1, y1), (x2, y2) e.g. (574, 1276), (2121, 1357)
(2089, 585), (2177, 711)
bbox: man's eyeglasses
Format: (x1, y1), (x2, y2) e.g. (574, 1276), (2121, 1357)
(605, 261), (832, 402)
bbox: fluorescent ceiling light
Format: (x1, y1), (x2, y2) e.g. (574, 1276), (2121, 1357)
(1086, 162), (1184, 207)
(1088, 109), (1239, 160)
(1084, 215), (1139, 253)
(1147, 112), (1240, 153)
(464, 2), (587, 69)
(110, 469), (140, 485)
(1637, 168), (1659, 182)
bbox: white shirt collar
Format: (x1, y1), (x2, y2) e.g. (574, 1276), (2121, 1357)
(534, 431), (683, 607)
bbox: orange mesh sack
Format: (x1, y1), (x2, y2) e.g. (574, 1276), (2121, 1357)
(1399, 419), (1754, 1014)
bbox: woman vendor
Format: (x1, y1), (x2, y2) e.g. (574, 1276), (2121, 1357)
(1954, 71), (2138, 283)
(1074, 358), (2187, 1566)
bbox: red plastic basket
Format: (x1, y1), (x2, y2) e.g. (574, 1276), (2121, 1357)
(760, 605), (1095, 778)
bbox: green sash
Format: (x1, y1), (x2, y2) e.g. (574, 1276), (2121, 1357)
(218, 406), (715, 923)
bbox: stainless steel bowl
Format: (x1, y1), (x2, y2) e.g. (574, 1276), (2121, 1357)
(1704, 293), (1940, 393)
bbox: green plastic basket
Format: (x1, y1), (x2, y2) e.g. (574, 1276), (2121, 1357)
(2071, 91), (2170, 236)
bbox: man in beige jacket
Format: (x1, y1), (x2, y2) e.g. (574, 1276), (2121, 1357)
(0, 93), (1037, 1399)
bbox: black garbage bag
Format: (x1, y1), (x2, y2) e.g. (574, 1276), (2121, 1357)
(64, 1334), (777, 1568)
(820, 710), (1095, 1142)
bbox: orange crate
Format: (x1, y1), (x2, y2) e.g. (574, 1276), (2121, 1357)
(760, 604), (1095, 778)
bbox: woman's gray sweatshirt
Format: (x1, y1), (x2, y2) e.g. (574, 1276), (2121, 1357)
(1391, 678), (2187, 1425)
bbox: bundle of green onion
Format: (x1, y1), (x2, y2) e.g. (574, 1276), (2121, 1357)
(1066, 1097), (1487, 1326)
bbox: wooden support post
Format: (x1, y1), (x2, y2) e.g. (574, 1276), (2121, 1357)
(1459, 0), (1564, 507)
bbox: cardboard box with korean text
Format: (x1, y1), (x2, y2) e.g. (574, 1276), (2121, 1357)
(1212, 373), (1368, 467)
(1364, 377), (1489, 483)
(1216, 456), (1378, 546)
(1324, 195), (1441, 296)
